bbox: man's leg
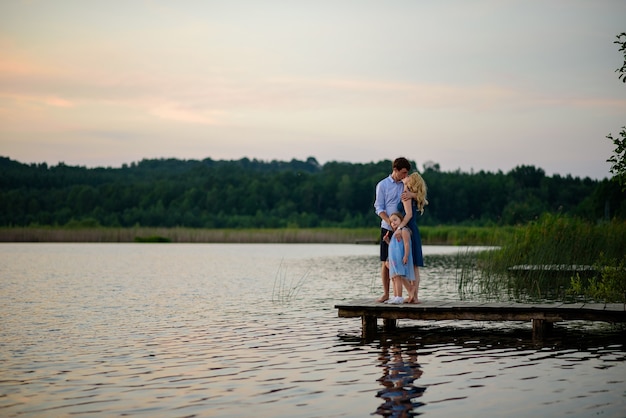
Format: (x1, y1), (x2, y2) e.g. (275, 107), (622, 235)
(377, 228), (391, 303)
(377, 261), (390, 302)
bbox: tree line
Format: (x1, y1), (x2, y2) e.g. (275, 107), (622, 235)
(1, 156), (624, 229)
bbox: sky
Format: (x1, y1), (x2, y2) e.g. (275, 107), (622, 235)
(1, 0), (625, 180)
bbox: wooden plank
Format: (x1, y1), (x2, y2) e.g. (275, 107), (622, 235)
(581, 303), (607, 311)
(506, 302), (531, 309)
(335, 299), (626, 323)
(529, 302), (561, 309)
(557, 303), (585, 310)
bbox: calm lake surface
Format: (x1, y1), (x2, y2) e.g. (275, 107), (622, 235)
(1, 243), (625, 418)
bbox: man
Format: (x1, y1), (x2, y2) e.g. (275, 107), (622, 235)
(373, 157), (411, 303)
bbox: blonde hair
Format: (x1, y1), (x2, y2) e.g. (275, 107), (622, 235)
(405, 172), (429, 214)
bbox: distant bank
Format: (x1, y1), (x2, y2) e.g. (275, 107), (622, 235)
(0, 226), (508, 246)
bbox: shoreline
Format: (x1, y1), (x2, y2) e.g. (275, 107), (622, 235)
(0, 226), (507, 246)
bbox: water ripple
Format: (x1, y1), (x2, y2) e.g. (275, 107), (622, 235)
(1, 244), (625, 417)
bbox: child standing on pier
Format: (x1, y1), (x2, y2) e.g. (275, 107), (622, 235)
(384, 212), (416, 304)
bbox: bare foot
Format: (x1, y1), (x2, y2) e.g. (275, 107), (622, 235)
(376, 295), (389, 303)
(404, 297), (414, 304)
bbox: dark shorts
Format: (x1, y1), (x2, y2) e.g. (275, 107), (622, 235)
(379, 228), (392, 261)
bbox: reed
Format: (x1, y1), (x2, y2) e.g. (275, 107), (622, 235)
(459, 214), (626, 302)
(0, 226), (378, 243)
(0, 225), (510, 245)
(421, 225), (514, 246)
(569, 253), (626, 303)
(271, 260), (311, 303)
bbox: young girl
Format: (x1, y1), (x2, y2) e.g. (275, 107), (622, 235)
(384, 212), (416, 304)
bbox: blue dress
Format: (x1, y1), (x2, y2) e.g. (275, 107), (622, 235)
(388, 227), (416, 281)
(398, 199), (424, 267)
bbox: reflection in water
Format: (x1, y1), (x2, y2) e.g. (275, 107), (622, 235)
(340, 322), (626, 418)
(375, 340), (426, 417)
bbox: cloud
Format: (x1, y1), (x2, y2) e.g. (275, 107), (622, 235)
(149, 102), (224, 125)
(0, 92), (74, 108)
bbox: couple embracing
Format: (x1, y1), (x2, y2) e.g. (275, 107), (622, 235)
(374, 157), (428, 304)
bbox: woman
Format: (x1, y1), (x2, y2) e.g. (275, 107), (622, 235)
(394, 172), (428, 303)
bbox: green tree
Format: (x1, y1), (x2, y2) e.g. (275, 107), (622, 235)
(607, 128), (626, 191)
(607, 33), (626, 190)
(615, 32), (626, 83)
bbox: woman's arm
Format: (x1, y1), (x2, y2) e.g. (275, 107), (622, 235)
(394, 193), (413, 233)
(402, 228), (411, 264)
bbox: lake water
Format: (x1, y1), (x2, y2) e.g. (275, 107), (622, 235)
(1, 243), (625, 417)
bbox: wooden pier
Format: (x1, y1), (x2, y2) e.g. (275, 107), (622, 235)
(335, 299), (626, 339)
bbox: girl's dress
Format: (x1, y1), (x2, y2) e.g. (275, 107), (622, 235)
(398, 199), (424, 267)
(388, 227), (416, 281)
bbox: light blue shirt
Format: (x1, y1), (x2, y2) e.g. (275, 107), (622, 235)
(374, 174), (404, 231)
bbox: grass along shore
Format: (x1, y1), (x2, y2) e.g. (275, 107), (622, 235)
(459, 215), (626, 303)
(0, 225), (509, 246)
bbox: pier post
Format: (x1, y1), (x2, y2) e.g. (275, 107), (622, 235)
(362, 315), (378, 338)
(383, 318), (397, 332)
(532, 319), (554, 339)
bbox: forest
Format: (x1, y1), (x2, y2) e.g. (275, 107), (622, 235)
(1, 155), (624, 229)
